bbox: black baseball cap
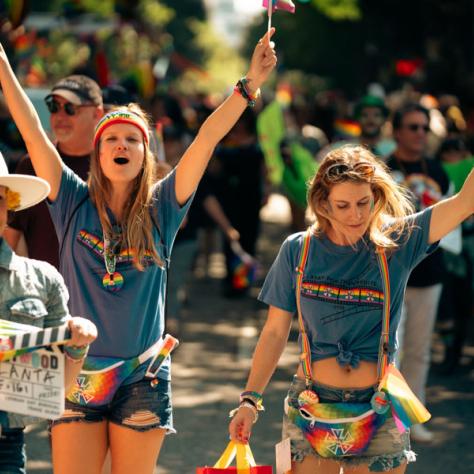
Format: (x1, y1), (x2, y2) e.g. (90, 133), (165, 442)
(45, 75), (103, 106)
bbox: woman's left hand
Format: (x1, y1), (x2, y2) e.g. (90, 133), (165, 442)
(245, 28), (277, 93)
(66, 317), (97, 348)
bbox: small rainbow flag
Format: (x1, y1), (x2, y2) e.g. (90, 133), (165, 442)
(334, 118), (361, 138)
(263, 0), (296, 13)
(379, 364), (431, 433)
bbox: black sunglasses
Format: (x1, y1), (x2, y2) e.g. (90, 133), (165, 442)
(45, 97), (87, 116)
(405, 123), (430, 133)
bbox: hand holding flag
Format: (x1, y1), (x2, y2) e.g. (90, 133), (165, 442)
(245, 28), (277, 94)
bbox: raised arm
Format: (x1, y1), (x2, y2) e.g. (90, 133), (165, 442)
(0, 43), (62, 200)
(174, 29), (277, 205)
(229, 305), (293, 443)
(429, 166), (474, 243)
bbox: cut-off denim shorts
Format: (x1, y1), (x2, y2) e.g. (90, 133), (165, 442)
(282, 376), (416, 472)
(51, 378), (175, 434)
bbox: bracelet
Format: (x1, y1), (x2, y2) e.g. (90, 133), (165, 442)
(64, 344), (89, 362)
(234, 77), (261, 108)
(240, 391), (264, 411)
(229, 402), (259, 423)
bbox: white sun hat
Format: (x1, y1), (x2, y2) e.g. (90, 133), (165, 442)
(0, 151), (50, 211)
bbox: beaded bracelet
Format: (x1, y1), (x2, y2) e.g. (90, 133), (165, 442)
(63, 344), (89, 363)
(229, 402), (259, 423)
(234, 77), (261, 108)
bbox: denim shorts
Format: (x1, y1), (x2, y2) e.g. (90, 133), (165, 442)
(51, 378), (175, 433)
(282, 376), (416, 472)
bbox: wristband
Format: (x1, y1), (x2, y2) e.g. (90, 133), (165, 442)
(240, 391), (264, 411)
(64, 344), (89, 362)
(234, 77), (261, 108)
(229, 402), (259, 423)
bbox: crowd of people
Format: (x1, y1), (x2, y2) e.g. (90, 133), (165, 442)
(0, 25), (473, 474)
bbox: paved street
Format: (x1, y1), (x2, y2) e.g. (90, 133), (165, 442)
(25, 197), (474, 473)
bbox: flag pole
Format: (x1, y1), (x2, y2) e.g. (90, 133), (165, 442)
(267, 1), (273, 35)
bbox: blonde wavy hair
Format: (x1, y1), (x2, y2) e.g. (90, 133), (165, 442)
(88, 103), (163, 270)
(308, 145), (415, 249)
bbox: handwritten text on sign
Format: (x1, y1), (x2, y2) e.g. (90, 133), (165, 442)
(0, 348), (65, 419)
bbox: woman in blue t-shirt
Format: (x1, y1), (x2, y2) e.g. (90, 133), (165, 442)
(229, 145), (474, 473)
(0, 31), (276, 474)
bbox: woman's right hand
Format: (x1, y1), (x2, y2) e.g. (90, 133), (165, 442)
(229, 405), (256, 443)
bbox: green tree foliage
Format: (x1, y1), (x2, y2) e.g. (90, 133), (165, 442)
(174, 19), (245, 95)
(311, 0), (361, 21)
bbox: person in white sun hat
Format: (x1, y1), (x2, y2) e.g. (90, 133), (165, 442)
(0, 150), (97, 474)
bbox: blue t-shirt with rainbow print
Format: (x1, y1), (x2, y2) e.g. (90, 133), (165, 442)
(48, 165), (192, 381)
(259, 208), (437, 368)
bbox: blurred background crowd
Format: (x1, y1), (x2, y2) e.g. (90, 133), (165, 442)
(0, 0), (473, 445)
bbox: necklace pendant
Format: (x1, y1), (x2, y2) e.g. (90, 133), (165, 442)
(298, 389), (319, 407)
(102, 272), (124, 292)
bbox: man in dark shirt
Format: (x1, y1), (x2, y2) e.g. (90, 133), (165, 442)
(386, 103), (450, 443)
(5, 75), (103, 268)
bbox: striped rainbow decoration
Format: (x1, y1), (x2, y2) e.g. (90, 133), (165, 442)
(334, 119), (361, 138)
(379, 364), (431, 433)
(0, 319), (71, 362)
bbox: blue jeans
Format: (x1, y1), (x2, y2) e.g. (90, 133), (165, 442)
(0, 412), (26, 474)
(51, 378), (175, 433)
(282, 376), (416, 472)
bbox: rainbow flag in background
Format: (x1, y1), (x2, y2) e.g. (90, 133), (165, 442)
(263, 0), (296, 14)
(379, 364), (431, 433)
(334, 118), (361, 138)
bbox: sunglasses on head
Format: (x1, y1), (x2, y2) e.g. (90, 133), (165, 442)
(45, 97), (87, 116)
(405, 123), (430, 133)
(324, 161), (376, 181)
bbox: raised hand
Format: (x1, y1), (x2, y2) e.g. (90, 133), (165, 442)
(245, 28), (277, 93)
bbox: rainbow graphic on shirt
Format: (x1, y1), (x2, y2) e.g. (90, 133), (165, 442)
(77, 230), (155, 265)
(301, 282), (384, 306)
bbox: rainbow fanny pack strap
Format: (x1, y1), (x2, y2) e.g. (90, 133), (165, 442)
(67, 334), (178, 407)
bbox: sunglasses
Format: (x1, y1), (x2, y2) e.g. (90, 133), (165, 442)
(324, 162), (376, 181)
(45, 97), (89, 116)
(405, 123), (430, 133)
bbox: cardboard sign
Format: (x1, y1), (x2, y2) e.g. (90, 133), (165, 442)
(0, 347), (65, 419)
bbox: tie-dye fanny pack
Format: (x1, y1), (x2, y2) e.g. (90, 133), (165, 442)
(67, 334), (178, 407)
(286, 400), (387, 457)
(290, 230), (428, 458)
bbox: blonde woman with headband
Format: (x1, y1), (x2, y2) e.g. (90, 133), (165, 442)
(229, 145), (474, 473)
(0, 30), (276, 474)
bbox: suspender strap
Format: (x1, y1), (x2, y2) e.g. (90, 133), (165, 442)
(295, 230), (391, 388)
(375, 250), (391, 380)
(295, 229), (314, 388)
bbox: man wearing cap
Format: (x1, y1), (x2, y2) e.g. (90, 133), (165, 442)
(0, 151), (97, 473)
(5, 75), (103, 269)
(353, 94), (396, 158)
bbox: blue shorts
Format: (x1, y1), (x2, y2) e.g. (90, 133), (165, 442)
(282, 376), (416, 472)
(51, 378), (175, 433)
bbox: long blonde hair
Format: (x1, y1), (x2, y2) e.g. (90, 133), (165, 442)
(88, 103), (163, 270)
(308, 145), (415, 249)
